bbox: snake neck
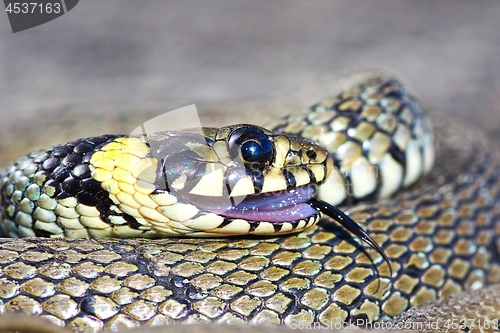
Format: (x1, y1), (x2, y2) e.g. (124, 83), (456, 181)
(266, 74), (435, 208)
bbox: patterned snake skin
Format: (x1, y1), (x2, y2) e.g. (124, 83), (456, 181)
(0, 73), (499, 332)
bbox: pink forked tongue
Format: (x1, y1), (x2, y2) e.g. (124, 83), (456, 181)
(184, 186), (318, 223)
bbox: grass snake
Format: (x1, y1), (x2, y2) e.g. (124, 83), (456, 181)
(0, 72), (499, 332)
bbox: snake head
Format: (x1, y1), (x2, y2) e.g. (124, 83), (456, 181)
(125, 124), (334, 236)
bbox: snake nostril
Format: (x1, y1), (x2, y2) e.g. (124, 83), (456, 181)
(306, 149), (317, 160)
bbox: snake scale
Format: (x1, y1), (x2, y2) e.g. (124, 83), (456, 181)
(0, 73), (499, 332)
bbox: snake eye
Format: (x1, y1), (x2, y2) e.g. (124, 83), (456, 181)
(228, 127), (274, 167)
(241, 140), (266, 163)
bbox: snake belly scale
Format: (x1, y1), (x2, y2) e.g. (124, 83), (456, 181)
(0, 73), (499, 331)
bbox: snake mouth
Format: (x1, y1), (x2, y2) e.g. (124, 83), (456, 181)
(184, 185), (319, 223)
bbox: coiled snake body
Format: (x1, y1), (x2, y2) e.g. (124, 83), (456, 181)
(0, 73), (499, 332)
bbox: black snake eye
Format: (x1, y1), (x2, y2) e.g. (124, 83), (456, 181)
(228, 127), (274, 167)
(241, 140), (266, 163)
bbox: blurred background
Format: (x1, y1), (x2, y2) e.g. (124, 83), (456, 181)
(0, 0), (499, 163)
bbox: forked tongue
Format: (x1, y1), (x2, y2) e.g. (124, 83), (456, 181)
(308, 197), (392, 289)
